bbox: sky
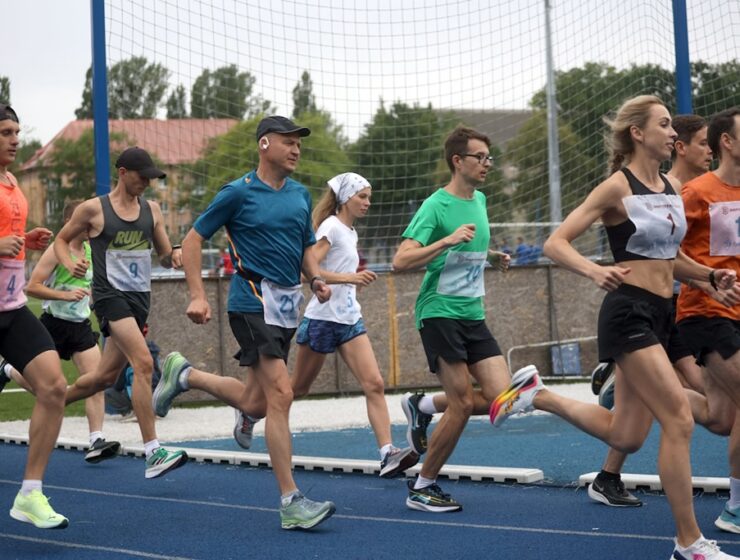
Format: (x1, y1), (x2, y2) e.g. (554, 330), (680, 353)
(4, 0), (738, 147)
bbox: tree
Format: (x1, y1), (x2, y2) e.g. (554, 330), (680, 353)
(166, 85), (189, 119)
(292, 71), (317, 117)
(0, 76), (10, 103)
(191, 65), (273, 119)
(41, 128), (130, 231)
(691, 60), (740, 118)
(187, 111), (348, 214)
(75, 57), (170, 119)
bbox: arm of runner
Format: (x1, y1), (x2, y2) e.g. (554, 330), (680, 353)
(674, 249), (736, 290)
(487, 250), (511, 272)
(302, 244), (331, 303)
(26, 243), (87, 301)
(392, 223), (476, 272)
(150, 201), (182, 269)
(0, 234), (24, 257)
(55, 201), (96, 278)
(544, 177), (630, 291)
(182, 227), (211, 324)
(24, 227), (53, 251)
(311, 237), (377, 286)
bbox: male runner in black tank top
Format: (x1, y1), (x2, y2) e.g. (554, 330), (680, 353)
(55, 147), (188, 479)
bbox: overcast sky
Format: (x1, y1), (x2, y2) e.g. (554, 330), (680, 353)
(5, 1), (738, 146)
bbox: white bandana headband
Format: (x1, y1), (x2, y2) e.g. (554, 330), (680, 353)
(327, 172), (371, 205)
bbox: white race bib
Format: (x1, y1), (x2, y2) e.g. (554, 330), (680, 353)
(261, 279), (304, 328)
(709, 201), (740, 257)
(106, 249), (152, 292)
(0, 260), (27, 311)
(623, 194), (686, 259)
(48, 288), (90, 322)
(328, 283), (361, 324)
(437, 251), (486, 297)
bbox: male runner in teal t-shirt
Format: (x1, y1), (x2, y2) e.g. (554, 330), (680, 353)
(394, 125), (520, 512)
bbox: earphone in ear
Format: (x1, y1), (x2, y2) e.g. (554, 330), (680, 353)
(260, 137), (270, 150)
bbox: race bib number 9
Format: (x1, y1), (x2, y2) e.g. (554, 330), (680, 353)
(709, 201), (740, 257)
(0, 259), (27, 311)
(261, 279), (304, 328)
(437, 251), (486, 297)
(106, 249), (152, 292)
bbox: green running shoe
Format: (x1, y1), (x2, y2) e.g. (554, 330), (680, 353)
(152, 352), (190, 417)
(280, 493), (336, 530)
(145, 447), (188, 479)
(10, 490), (69, 529)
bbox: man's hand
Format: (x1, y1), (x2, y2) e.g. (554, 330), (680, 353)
(64, 288), (90, 302)
(171, 247), (183, 270)
(312, 280), (332, 303)
(71, 257), (90, 279)
(0, 235), (24, 257)
(488, 250), (511, 272)
(25, 228), (53, 251)
(186, 297), (212, 324)
(444, 224), (476, 247)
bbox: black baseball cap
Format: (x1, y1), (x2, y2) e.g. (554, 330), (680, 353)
(255, 116), (311, 141)
(0, 103), (19, 123)
(115, 147), (166, 179)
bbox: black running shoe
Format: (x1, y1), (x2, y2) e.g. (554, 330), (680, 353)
(588, 473), (642, 507)
(406, 479), (462, 512)
(0, 358), (11, 394)
(590, 362), (615, 395)
(401, 392), (433, 455)
(84, 438), (121, 464)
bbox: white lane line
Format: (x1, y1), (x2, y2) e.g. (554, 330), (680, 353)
(0, 532), (199, 559)
(2, 480), (738, 548)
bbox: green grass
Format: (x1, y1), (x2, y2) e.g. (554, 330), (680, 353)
(0, 298), (97, 422)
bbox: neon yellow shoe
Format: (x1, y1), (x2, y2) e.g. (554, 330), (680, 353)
(10, 489), (69, 529)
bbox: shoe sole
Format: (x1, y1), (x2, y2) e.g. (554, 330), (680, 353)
(587, 483), (642, 507)
(145, 452), (189, 479)
(715, 515), (740, 534)
(489, 366), (540, 426)
(152, 355), (185, 418)
(281, 504), (336, 530)
(379, 448), (420, 478)
(405, 497), (462, 513)
(10, 508), (69, 529)
(401, 394), (427, 455)
(84, 441), (121, 464)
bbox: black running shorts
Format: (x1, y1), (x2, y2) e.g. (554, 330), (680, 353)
(677, 316), (740, 366)
(0, 306), (56, 372)
(418, 317), (502, 373)
(228, 312), (296, 367)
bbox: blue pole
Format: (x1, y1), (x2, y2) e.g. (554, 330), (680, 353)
(90, 0), (110, 195)
(672, 0), (692, 114)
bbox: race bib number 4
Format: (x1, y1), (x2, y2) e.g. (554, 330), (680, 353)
(437, 251), (486, 297)
(709, 201), (740, 257)
(0, 259), (27, 311)
(261, 279), (304, 328)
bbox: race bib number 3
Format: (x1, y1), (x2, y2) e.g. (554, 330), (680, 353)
(0, 259), (27, 311)
(437, 251), (486, 297)
(106, 249), (152, 292)
(261, 279), (304, 328)
(709, 201), (740, 257)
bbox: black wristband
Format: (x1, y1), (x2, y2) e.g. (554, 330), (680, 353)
(709, 270), (718, 290)
(310, 276), (324, 291)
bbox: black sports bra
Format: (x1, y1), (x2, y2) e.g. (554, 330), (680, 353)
(604, 168), (687, 262)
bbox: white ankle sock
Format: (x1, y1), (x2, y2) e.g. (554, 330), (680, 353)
(89, 431), (103, 446)
(179, 367), (192, 390)
(144, 439), (160, 459)
(21, 479), (42, 496)
(414, 475), (436, 490)
(379, 443), (393, 459)
(418, 395), (438, 415)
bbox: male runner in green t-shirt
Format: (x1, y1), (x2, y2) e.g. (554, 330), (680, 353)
(393, 125), (529, 512)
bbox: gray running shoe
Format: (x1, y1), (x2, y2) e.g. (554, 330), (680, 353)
(280, 493), (336, 530)
(233, 409), (260, 450)
(379, 446), (419, 478)
(152, 352), (190, 417)
(84, 438), (121, 464)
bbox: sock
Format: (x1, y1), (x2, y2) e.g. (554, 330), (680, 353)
(281, 490), (300, 507)
(729, 477), (740, 509)
(178, 366), (192, 390)
(1, 362), (12, 377)
(89, 431), (104, 446)
(418, 395), (438, 415)
(21, 479), (42, 496)
(677, 535), (705, 551)
(598, 469), (621, 481)
(144, 439), (160, 459)
(414, 475), (436, 490)
(379, 443), (393, 459)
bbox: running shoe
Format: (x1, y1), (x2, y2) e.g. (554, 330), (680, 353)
(587, 473), (642, 507)
(598, 371), (616, 410)
(84, 438), (121, 464)
(233, 408), (259, 450)
(379, 446), (419, 478)
(144, 447), (188, 479)
(671, 536), (740, 559)
(280, 493), (336, 530)
(590, 361), (615, 395)
(715, 503), (740, 534)
(489, 365), (543, 427)
(10, 490), (69, 529)
(0, 358), (10, 394)
(401, 392), (433, 455)
(152, 352), (190, 417)
(406, 479), (462, 513)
